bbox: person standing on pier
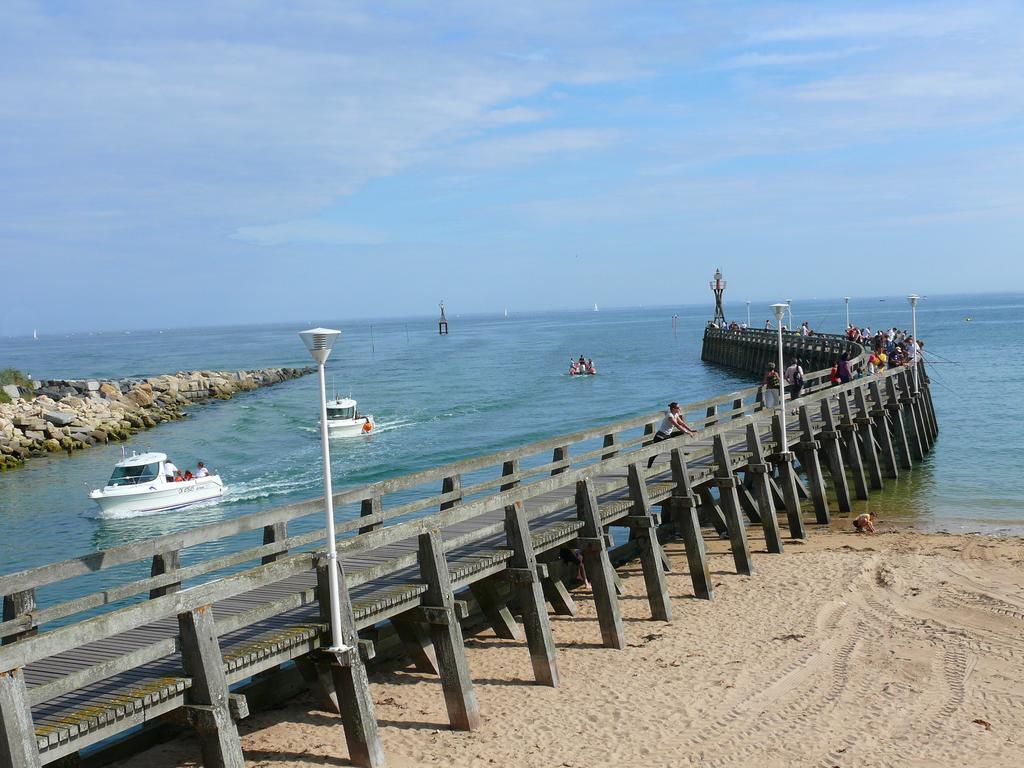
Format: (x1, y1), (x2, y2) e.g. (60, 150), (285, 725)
(784, 358), (805, 402)
(647, 401), (697, 468)
(763, 363), (781, 408)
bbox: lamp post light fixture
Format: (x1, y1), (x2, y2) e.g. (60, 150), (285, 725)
(771, 303), (789, 454)
(908, 295), (920, 395)
(298, 326), (349, 656)
(844, 297), (851, 329)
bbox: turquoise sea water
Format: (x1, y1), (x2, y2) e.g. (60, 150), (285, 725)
(0, 293), (1021, 590)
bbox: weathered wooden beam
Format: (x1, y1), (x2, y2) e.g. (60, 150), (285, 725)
(314, 559), (386, 767)
(359, 496), (383, 535)
(575, 479), (626, 649)
(541, 572), (579, 616)
(177, 605), (245, 768)
(261, 522), (288, 564)
(417, 530), (481, 730)
(391, 618), (439, 674)
(440, 475), (463, 511)
(1, 590), (37, 646)
(884, 377), (914, 470)
(468, 579), (522, 642)
(669, 448), (713, 599)
(148, 550), (181, 599)
(0, 667), (40, 768)
(551, 446), (570, 476)
(504, 502), (559, 687)
(601, 433), (618, 460)
(626, 463), (672, 621)
(500, 458), (519, 491)
(818, 399), (852, 513)
(869, 379), (900, 478)
(838, 391), (869, 500)
(797, 405), (830, 524)
(712, 435), (753, 575)
(745, 424), (783, 554)
(854, 385), (884, 490)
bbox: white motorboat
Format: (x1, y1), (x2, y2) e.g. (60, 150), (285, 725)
(88, 452), (224, 518)
(325, 397), (375, 437)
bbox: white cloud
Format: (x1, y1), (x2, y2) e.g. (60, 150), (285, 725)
(720, 46), (874, 69)
(231, 220), (387, 247)
(753, 9), (990, 43)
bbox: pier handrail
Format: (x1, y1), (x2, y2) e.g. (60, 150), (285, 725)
(0, 330), (866, 639)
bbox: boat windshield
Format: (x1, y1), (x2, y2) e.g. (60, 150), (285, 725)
(108, 462), (161, 486)
(327, 406), (356, 420)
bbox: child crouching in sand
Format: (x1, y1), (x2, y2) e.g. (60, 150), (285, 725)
(853, 511), (876, 534)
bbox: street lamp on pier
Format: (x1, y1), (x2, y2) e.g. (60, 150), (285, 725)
(298, 326), (350, 657)
(746, 301), (751, 327)
(785, 299), (792, 330)
(844, 297), (851, 329)
(908, 295), (920, 394)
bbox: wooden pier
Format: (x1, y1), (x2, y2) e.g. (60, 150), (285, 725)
(0, 329), (939, 768)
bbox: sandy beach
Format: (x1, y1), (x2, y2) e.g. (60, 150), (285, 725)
(115, 524), (1024, 768)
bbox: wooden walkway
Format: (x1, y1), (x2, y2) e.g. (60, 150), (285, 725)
(0, 330), (940, 768)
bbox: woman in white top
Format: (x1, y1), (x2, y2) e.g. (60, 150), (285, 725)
(646, 402), (697, 468)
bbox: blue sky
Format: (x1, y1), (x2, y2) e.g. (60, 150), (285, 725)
(1, 1), (1022, 334)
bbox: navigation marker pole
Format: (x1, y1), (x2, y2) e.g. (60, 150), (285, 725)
(908, 295), (919, 394)
(844, 296), (851, 329)
(771, 304), (788, 449)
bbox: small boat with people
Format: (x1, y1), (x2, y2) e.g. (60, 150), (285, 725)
(88, 451), (223, 517)
(569, 355), (597, 376)
(325, 396), (375, 437)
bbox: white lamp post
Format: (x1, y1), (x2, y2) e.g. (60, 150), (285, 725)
(908, 295), (919, 394)
(844, 296), (851, 329)
(785, 299), (792, 330)
(746, 301), (751, 327)
(299, 326), (349, 655)
(771, 303), (789, 454)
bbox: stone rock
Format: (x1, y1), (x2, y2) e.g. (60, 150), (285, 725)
(24, 430), (45, 441)
(2, 384), (20, 401)
(86, 380), (100, 392)
(126, 387), (153, 407)
(42, 410), (76, 427)
(98, 382), (122, 400)
(41, 438), (61, 452)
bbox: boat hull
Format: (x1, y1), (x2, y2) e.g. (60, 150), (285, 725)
(89, 476), (224, 517)
(327, 415), (375, 438)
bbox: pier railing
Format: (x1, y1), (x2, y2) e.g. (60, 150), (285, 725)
(0, 331), (940, 768)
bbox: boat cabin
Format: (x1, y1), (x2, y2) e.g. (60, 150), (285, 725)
(326, 398), (358, 421)
(105, 452), (168, 487)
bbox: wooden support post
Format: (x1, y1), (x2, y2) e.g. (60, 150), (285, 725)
(504, 502), (559, 686)
(391, 618), (439, 674)
(745, 424), (783, 554)
(541, 576), (578, 616)
(669, 448), (713, 599)
(838, 392), (869, 500)
(551, 446), (570, 475)
(601, 433), (618, 460)
(818, 400), (853, 513)
(697, 488), (729, 537)
(359, 496), (382, 535)
(575, 479), (626, 649)
(1, 590), (38, 645)
(440, 475), (463, 511)
(625, 463), (672, 621)
(149, 550), (181, 599)
(896, 372), (924, 461)
(468, 580), (522, 641)
(884, 377), (914, 470)
(0, 667), (40, 768)
(500, 459), (519, 491)
(712, 435), (754, 575)
(177, 605), (245, 768)
(854, 386), (884, 490)
(417, 530), (481, 730)
(705, 404), (718, 428)
(870, 379), (900, 478)
(797, 405), (831, 524)
(261, 521), (288, 564)
(314, 559), (386, 766)
(731, 397), (744, 419)
(295, 656), (341, 714)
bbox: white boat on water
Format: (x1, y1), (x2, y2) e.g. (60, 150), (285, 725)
(88, 452), (224, 517)
(325, 397), (375, 437)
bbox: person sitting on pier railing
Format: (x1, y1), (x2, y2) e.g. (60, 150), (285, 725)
(647, 401), (697, 469)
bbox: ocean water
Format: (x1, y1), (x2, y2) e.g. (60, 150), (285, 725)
(1, 293), (1021, 592)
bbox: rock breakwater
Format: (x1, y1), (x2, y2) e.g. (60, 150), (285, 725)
(0, 367), (312, 470)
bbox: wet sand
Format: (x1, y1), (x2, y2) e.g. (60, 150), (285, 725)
(116, 524), (1024, 767)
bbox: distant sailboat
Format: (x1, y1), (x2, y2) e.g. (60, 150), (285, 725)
(504, 307), (508, 318)
(33, 329), (38, 340)
(593, 303), (599, 312)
